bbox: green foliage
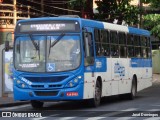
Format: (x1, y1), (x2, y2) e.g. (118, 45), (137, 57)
(150, 0), (160, 9)
(68, 0), (86, 10)
(142, 0), (160, 8)
(143, 14), (160, 39)
(142, 0), (160, 39)
(141, 0), (151, 4)
(94, 0), (139, 25)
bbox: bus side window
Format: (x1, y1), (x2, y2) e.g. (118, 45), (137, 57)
(83, 32), (94, 66)
(101, 30), (110, 57)
(127, 34), (134, 58)
(94, 29), (101, 56)
(134, 35), (141, 58)
(147, 37), (151, 58)
(141, 36), (147, 58)
(119, 32), (127, 58)
(110, 31), (119, 57)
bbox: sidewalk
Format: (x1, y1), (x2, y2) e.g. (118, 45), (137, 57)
(0, 74), (159, 108)
(0, 97), (29, 108)
(152, 73), (160, 81)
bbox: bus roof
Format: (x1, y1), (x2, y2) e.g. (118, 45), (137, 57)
(17, 17), (150, 36)
(81, 18), (150, 36)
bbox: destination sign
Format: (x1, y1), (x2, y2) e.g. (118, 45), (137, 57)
(17, 21), (80, 33)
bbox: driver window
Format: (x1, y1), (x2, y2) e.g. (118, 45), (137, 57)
(84, 32), (94, 66)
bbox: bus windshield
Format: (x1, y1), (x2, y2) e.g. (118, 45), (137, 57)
(14, 34), (81, 72)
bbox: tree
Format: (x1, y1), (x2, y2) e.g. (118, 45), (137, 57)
(142, 0), (160, 9)
(68, 0), (87, 17)
(142, 0), (160, 39)
(143, 14), (160, 39)
(94, 0), (139, 26)
(68, 0), (86, 11)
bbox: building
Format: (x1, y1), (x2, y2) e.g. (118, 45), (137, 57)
(0, 0), (30, 98)
(0, 0), (30, 44)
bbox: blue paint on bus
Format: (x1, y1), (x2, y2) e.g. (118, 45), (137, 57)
(13, 17), (151, 102)
(131, 58), (152, 67)
(128, 27), (150, 36)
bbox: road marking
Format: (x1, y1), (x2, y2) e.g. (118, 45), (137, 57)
(31, 117), (47, 120)
(121, 108), (137, 111)
(58, 117), (76, 120)
(85, 117), (106, 120)
(31, 111), (59, 120)
(98, 108), (137, 117)
(146, 109), (160, 111)
(0, 104), (30, 110)
(144, 117), (160, 120)
(115, 117), (134, 120)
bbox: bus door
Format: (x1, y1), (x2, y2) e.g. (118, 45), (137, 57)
(111, 32), (130, 95)
(83, 28), (95, 99)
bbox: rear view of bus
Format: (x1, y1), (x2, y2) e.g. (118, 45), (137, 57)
(13, 17), (84, 108)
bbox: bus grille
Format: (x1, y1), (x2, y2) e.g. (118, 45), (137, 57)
(31, 84), (62, 89)
(24, 76), (68, 83)
(34, 91), (58, 96)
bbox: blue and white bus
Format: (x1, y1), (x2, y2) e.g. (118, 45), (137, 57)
(11, 16), (152, 108)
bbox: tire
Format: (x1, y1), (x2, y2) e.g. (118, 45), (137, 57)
(89, 80), (101, 107)
(128, 77), (137, 100)
(31, 100), (44, 109)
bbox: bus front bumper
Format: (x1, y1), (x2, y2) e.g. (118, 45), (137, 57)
(13, 84), (84, 101)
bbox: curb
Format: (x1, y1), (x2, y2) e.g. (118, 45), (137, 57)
(0, 101), (30, 108)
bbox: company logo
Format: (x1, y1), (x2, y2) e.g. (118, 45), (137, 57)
(96, 61), (102, 68)
(114, 62), (125, 77)
(2, 112), (11, 117)
(1, 112), (42, 118)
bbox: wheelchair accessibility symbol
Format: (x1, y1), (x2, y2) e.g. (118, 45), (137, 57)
(47, 63), (55, 72)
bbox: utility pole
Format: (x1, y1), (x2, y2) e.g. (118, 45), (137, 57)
(27, 6), (30, 18)
(79, 0), (83, 17)
(41, 0), (44, 16)
(13, 0), (17, 25)
(138, 0), (142, 28)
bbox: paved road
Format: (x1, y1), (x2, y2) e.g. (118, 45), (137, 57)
(0, 74), (160, 120)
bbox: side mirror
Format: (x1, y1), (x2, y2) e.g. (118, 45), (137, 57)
(5, 41), (10, 51)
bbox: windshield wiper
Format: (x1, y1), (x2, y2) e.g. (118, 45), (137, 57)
(29, 34), (40, 60)
(29, 34), (39, 51)
(48, 33), (65, 57)
(50, 33), (65, 48)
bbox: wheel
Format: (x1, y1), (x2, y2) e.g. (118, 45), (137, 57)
(89, 80), (101, 107)
(31, 100), (44, 109)
(128, 77), (137, 100)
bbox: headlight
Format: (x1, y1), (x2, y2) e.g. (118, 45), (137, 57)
(69, 82), (73, 87)
(21, 83), (26, 88)
(16, 80), (21, 84)
(74, 78), (78, 83)
(15, 79), (28, 89)
(65, 76), (82, 88)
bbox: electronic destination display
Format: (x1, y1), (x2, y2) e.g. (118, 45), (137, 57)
(16, 21), (80, 33)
